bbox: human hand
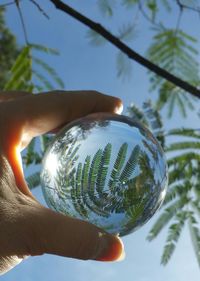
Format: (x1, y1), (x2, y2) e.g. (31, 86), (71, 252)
(0, 90), (124, 275)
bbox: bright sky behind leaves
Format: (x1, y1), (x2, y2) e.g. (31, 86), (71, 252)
(2, 0), (200, 280)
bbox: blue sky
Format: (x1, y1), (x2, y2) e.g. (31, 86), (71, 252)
(2, 0), (200, 280)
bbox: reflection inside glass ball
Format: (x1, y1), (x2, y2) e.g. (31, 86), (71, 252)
(40, 113), (168, 236)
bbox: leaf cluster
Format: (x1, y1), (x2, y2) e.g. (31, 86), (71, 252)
(91, 1), (200, 117)
(128, 101), (200, 266)
(49, 142), (143, 226)
(147, 28), (199, 117)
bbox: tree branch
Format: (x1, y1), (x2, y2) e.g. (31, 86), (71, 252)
(49, 0), (200, 99)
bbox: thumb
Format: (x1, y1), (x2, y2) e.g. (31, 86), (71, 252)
(29, 206), (125, 262)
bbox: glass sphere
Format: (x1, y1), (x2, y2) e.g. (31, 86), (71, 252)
(40, 113), (168, 237)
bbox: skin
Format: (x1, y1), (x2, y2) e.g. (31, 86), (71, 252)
(0, 90), (124, 275)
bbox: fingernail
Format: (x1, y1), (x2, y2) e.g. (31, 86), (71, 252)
(114, 103), (123, 115)
(95, 233), (125, 262)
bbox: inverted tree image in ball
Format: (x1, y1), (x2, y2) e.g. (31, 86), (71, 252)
(40, 113), (168, 236)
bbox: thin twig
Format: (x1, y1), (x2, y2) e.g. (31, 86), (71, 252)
(175, 5), (183, 33)
(15, 0), (29, 45)
(176, 0), (200, 15)
(0, 0), (20, 8)
(29, 0), (50, 19)
(49, 0), (200, 99)
(138, 0), (161, 29)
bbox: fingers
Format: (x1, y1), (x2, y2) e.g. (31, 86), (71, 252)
(5, 90), (122, 138)
(0, 90), (122, 196)
(24, 206), (125, 262)
(0, 154), (124, 264)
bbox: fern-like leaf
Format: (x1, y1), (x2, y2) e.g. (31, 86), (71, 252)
(166, 141), (200, 152)
(147, 196), (188, 241)
(96, 143), (112, 193)
(86, 29), (107, 46)
(167, 152), (200, 167)
(4, 46), (33, 91)
(32, 69), (54, 90)
(109, 142), (128, 191)
(30, 43), (59, 55)
(23, 138), (41, 166)
(88, 149), (102, 197)
(163, 182), (191, 206)
(32, 56), (64, 89)
(167, 128), (200, 139)
(73, 163), (88, 217)
(116, 51), (132, 79)
(120, 145), (140, 182)
(98, 0), (115, 17)
(127, 100), (165, 147)
(118, 23), (136, 42)
(161, 211), (187, 265)
(127, 103), (149, 126)
(188, 213), (200, 267)
(147, 28), (199, 117)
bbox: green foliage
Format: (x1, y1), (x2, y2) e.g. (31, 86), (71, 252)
(57, 142), (142, 219)
(26, 171), (41, 190)
(32, 43), (64, 91)
(118, 23), (137, 42)
(127, 100), (165, 147)
(32, 54), (64, 90)
(128, 100), (200, 266)
(88, 149), (103, 198)
(87, 14), (136, 80)
(4, 46), (33, 91)
(116, 52), (132, 80)
(109, 142), (128, 191)
(86, 30), (107, 46)
(96, 143), (112, 193)
(166, 141), (200, 151)
(98, 0), (116, 17)
(147, 196), (189, 241)
(119, 145), (140, 182)
(122, 0), (171, 13)
(161, 211), (187, 265)
(23, 138), (41, 166)
(0, 8), (20, 88)
(189, 212), (200, 267)
(4, 43), (64, 92)
(157, 131), (200, 265)
(147, 28), (199, 117)
(122, 0), (139, 7)
(166, 128), (200, 139)
(86, 1), (200, 116)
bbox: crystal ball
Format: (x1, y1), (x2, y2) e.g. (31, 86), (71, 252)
(40, 113), (168, 236)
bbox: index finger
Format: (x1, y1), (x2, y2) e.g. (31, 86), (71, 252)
(5, 90), (123, 138)
(0, 90), (123, 196)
